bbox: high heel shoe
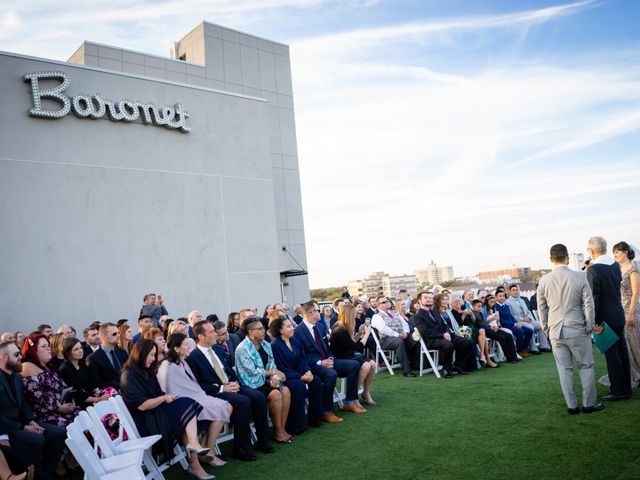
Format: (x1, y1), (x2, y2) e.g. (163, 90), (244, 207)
(208, 456), (227, 467)
(362, 398), (377, 406)
(186, 444), (210, 455)
(187, 467), (215, 479)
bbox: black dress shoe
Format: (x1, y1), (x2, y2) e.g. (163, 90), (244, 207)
(583, 403), (605, 414)
(403, 371), (416, 377)
(453, 367), (469, 375)
(567, 407), (580, 415)
(442, 370), (454, 379)
(529, 350), (541, 355)
(257, 441), (275, 454)
(232, 449), (257, 461)
(539, 348), (552, 352)
(600, 394), (631, 401)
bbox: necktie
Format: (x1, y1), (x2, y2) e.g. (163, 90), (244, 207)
(223, 341), (229, 354)
(312, 325), (327, 358)
(109, 349), (120, 370)
(208, 348), (229, 384)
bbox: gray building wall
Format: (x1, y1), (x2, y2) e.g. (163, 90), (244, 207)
(0, 22), (309, 333)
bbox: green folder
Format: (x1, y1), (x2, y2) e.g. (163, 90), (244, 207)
(592, 321), (619, 353)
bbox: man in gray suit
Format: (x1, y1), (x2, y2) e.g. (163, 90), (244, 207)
(537, 243), (604, 415)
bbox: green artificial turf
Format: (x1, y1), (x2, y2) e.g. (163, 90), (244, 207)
(78, 351), (640, 479)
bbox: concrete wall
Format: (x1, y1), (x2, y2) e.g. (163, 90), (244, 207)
(0, 51), (289, 332)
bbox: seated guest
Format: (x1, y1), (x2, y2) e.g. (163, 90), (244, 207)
(158, 334), (231, 467)
(186, 320), (271, 461)
(507, 284), (550, 352)
(20, 334), (80, 428)
(226, 312), (241, 335)
(117, 323), (134, 355)
(120, 340), (213, 479)
(58, 337), (114, 407)
(86, 323), (128, 390)
(0, 332), (15, 342)
(449, 296), (471, 332)
(291, 304), (303, 325)
(371, 296), (418, 377)
(353, 302), (376, 354)
(330, 298), (345, 326)
(143, 328), (167, 363)
(212, 321), (240, 368)
(319, 305), (333, 331)
(167, 319), (196, 353)
(294, 301), (363, 421)
(45, 333), (65, 372)
(235, 309), (255, 341)
(81, 326), (101, 358)
(270, 316), (323, 434)
(132, 315), (152, 345)
(57, 325), (75, 339)
(35, 325), (53, 338)
(15, 332), (25, 349)
(479, 296), (519, 364)
(413, 292), (475, 378)
(462, 301), (499, 368)
(495, 290), (534, 357)
(331, 304), (376, 406)
(0, 340), (65, 480)
(236, 317), (293, 444)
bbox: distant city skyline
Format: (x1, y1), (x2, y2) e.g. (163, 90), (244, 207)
(2, 0), (638, 290)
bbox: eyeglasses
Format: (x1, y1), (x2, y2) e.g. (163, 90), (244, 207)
(250, 326), (265, 331)
(38, 344), (51, 350)
(110, 332), (118, 337)
(312, 309), (320, 313)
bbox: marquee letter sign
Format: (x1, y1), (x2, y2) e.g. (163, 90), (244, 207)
(23, 71), (192, 133)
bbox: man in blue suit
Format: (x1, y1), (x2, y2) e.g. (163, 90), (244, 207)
(495, 290), (534, 356)
(294, 301), (364, 422)
(186, 320), (272, 461)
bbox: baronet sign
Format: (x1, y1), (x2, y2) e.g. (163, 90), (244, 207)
(23, 71), (192, 133)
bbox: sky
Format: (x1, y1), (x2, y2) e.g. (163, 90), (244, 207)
(2, 0), (639, 288)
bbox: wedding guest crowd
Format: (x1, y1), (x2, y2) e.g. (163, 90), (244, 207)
(0, 244), (638, 480)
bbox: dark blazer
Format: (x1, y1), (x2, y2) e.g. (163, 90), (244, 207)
(58, 361), (92, 405)
(186, 347), (237, 397)
(587, 262), (626, 329)
(82, 342), (100, 359)
(292, 314), (303, 325)
(214, 333), (240, 368)
(413, 308), (446, 340)
(294, 321), (330, 366)
(271, 337), (310, 380)
(365, 307), (377, 319)
(495, 303), (517, 329)
(0, 372), (35, 433)
(86, 346), (128, 390)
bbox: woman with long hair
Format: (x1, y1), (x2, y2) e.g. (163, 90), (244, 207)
(58, 337), (113, 406)
(46, 333), (65, 372)
(158, 333), (231, 467)
(120, 340), (214, 479)
(226, 312), (240, 334)
(330, 303), (376, 407)
(20, 334), (80, 427)
(117, 324), (134, 355)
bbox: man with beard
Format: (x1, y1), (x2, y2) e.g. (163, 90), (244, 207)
(0, 341), (65, 480)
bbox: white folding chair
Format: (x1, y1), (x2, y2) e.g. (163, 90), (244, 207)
(333, 377), (346, 408)
(87, 397), (166, 479)
(370, 329), (401, 375)
(417, 337), (441, 378)
(66, 414), (146, 480)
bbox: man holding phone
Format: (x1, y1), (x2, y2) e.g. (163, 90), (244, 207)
(371, 296), (417, 377)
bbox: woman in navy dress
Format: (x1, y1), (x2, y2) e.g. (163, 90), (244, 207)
(270, 317), (324, 434)
(119, 340), (214, 479)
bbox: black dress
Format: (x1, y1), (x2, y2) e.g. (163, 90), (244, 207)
(58, 361), (93, 406)
(120, 365), (202, 462)
(330, 326), (366, 366)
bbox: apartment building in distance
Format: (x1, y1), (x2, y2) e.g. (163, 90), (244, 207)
(348, 272), (417, 299)
(415, 260), (455, 287)
(477, 267), (531, 282)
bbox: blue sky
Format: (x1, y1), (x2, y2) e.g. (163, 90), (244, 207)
(2, 0), (639, 287)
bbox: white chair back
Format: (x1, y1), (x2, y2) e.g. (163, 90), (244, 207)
(370, 328), (401, 375)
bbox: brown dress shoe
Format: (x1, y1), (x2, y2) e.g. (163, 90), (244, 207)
(342, 403), (367, 414)
(518, 351), (530, 358)
(322, 412), (344, 423)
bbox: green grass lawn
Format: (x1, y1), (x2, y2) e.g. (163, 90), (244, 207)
(110, 351), (640, 479)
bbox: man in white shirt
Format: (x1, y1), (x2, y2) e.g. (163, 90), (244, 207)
(371, 296), (417, 377)
(507, 284), (551, 352)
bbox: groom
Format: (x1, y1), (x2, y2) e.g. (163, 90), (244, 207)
(585, 236), (632, 401)
(537, 243), (603, 414)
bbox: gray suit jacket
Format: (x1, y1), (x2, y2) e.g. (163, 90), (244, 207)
(537, 265), (595, 339)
